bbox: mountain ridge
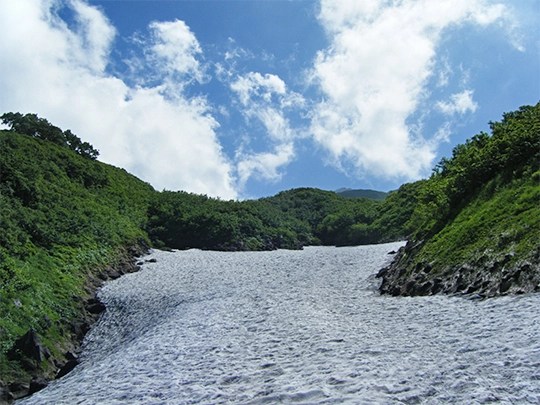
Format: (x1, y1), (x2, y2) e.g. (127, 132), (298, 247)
(1, 103), (538, 401)
(334, 188), (388, 201)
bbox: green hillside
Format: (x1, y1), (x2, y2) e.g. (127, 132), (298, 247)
(0, 115), (384, 391)
(147, 187), (383, 250)
(1, 103), (538, 397)
(261, 188), (380, 246)
(0, 127), (155, 387)
(378, 103), (540, 296)
(335, 188), (387, 201)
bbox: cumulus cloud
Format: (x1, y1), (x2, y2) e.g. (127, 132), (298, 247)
(0, 0), (237, 199)
(69, 0), (116, 72)
(230, 72), (304, 188)
(437, 90), (478, 116)
(147, 19), (206, 85)
(236, 143), (295, 189)
(231, 73), (287, 107)
(310, 0), (506, 181)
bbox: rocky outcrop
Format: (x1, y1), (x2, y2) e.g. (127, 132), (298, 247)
(28, 377), (48, 395)
(0, 238), (150, 403)
(55, 358), (80, 379)
(7, 329), (50, 365)
(378, 240), (540, 298)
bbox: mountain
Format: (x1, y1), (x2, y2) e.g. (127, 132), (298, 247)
(377, 103), (540, 297)
(0, 117), (385, 393)
(1, 103), (538, 398)
(335, 188), (388, 201)
(0, 126), (155, 394)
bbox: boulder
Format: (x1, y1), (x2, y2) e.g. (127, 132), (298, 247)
(56, 359), (79, 379)
(10, 329), (46, 362)
(70, 321), (91, 340)
(65, 351), (78, 361)
(85, 298), (106, 315)
(7, 382), (29, 400)
(0, 385), (14, 404)
(28, 377), (48, 395)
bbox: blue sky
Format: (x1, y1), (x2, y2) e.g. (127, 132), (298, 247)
(1, 0), (538, 200)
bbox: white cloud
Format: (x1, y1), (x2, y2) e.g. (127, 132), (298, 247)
(236, 143), (295, 187)
(148, 20), (204, 83)
(0, 0), (237, 199)
(230, 72), (304, 188)
(310, 0), (507, 182)
(433, 122), (452, 144)
(69, 0), (116, 72)
(437, 90), (478, 115)
(436, 56), (452, 88)
(231, 72), (287, 106)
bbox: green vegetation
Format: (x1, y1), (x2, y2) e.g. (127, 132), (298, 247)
(407, 104), (539, 239)
(368, 180), (426, 242)
(408, 103), (539, 262)
(262, 188), (380, 246)
(0, 127), (154, 384)
(378, 103), (540, 296)
(0, 114), (387, 386)
(1, 113), (99, 160)
(147, 187), (381, 250)
(335, 188), (388, 201)
(1, 102), (538, 387)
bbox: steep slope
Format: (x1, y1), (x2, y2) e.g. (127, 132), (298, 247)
(0, 129), (154, 393)
(335, 188), (387, 201)
(1, 104), (538, 400)
(378, 103), (540, 297)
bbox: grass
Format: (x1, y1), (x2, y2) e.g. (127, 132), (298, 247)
(412, 173), (540, 276)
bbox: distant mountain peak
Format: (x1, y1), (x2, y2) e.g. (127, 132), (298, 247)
(335, 188), (387, 201)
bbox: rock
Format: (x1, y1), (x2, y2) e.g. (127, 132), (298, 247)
(85, 296), (106, 314)
(107, 270), (122, 280)
(0, 385), (14, 404)
(28, 377), (48, 395)
(65, 351), (78, 361)
(499, 277), (513, 294)
(39, 315), (52, 330)
(86, 301), (106, 315)
(378, 239), (540, 298)
(56, 359), (79, 379)
(7, 382), (29, 400)
(70, 321), (91, 340)
(7, 383), (26, 393)
(10, 329), (45, 362)
(20, 358), (38, 372)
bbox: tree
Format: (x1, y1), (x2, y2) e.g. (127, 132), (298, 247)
(1, 112), (99, 159)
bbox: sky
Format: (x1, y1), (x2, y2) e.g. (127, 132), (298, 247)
(0, 0), (538, 200)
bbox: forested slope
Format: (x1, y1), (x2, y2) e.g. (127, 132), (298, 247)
(0, 114), (383, 396)
(0, 128), (155, 395)
(1, 103), (538, 399)
(335, 188), (387, 201)
(378, 103), (540, 297)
